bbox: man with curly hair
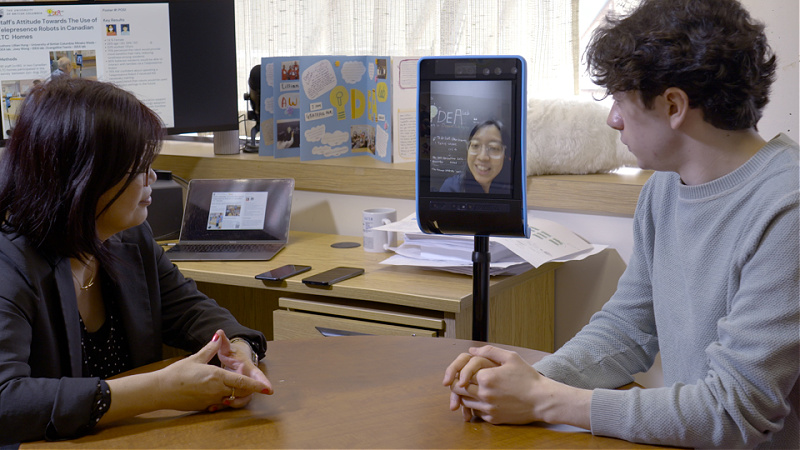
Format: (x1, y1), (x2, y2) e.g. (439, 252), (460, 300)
(443, 0), (799, 448)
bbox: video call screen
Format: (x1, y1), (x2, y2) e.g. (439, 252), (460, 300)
(417, 57), (528, 237)
(427, 79), (514, 196)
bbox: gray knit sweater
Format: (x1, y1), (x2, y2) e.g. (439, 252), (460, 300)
(534, 134), (799, 449)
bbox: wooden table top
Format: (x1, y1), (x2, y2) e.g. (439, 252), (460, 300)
(24, 336), (675, 449)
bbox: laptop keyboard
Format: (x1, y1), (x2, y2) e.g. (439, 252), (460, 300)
(169, 243), (279, 253)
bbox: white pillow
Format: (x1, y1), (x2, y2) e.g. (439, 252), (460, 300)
(526, 97), (638, 175)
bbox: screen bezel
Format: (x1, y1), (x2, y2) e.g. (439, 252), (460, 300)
(416, 56), (528, 237)
(0, 0), (238, 147)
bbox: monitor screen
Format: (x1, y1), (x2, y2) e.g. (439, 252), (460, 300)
(427, 79), (514, 196)
(417, 56), (528, 237)
(0, 0), (238, 146)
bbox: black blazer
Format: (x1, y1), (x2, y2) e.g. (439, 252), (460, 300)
(0, 223), (266, 444)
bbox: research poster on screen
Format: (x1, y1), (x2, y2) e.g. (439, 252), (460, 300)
(0, 3), (174, 139)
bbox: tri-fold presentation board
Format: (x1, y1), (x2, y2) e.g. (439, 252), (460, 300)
(258, 56), (418, 163)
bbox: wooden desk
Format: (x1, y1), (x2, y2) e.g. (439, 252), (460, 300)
(171, 231), (559, 352)
(23, 336), (675, 449)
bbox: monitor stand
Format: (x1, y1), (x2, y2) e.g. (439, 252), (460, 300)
(213, 130), (240, 155)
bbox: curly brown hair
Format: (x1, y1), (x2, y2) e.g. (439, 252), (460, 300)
(585, 0), (776, 131)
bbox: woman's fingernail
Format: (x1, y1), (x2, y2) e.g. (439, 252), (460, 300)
(208, 405), (218, 412)
(212, 333), (219, 342)
(223, 399), (231, 406)
(261, 389), (271, 394)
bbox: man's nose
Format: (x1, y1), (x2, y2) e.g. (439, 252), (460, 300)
(607, 104), (623, 130)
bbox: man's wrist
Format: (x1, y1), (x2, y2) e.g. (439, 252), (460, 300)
(542, 381), (592, 430)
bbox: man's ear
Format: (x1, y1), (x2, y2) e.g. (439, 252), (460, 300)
(663, 87), (690, 130)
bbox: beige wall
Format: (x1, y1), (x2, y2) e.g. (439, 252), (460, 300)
(742, 0), (799, 144)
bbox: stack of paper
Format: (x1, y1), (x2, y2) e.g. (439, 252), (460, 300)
(375, 213), (606, 276)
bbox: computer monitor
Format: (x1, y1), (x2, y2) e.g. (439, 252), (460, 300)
(0, 0), (238, 146)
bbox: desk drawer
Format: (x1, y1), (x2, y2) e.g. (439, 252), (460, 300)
(274, 310), (438, 340)
(279, 297), (445, 329)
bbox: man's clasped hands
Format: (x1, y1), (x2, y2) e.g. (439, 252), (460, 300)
(442, 345), (592, 429)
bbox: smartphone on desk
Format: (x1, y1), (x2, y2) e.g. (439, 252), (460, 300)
(302, 267), (364, 286)
(255, 264), (311, 281)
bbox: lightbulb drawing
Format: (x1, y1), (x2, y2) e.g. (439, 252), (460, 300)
(330, 85), (349, 120)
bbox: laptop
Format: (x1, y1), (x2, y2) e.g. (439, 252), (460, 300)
(164, 178), (294, 261)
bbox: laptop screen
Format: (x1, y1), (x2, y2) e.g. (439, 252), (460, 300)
(178, 178), (294, 242)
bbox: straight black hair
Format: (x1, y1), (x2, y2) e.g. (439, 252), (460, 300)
(0, 77), (163, 268)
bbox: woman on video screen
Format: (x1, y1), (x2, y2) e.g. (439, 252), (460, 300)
(439, 119), (512, 194)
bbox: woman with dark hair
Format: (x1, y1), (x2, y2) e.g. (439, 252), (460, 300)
(0, 77), (272, 445)
(439, 119), (512, 194)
